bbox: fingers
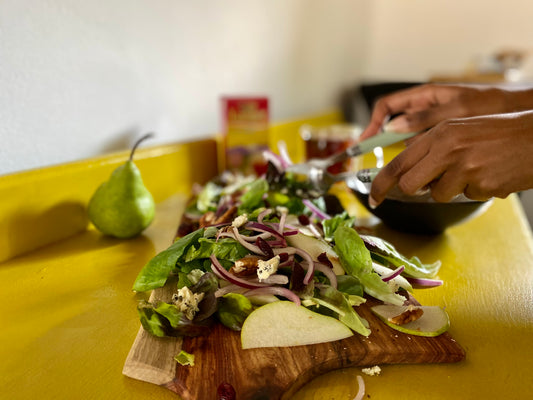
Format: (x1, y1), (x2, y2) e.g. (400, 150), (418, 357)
(428, 169), (469, 202)
(463, 185), (494, 202)
(368, 128), (466, 206)
(360, 85), (432, 139)
(396, 155), (447, 197)
(368, 138), (432, 207)
(386, 102), (467, 134)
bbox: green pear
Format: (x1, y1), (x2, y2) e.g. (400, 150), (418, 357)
(88, 134), (155, 238)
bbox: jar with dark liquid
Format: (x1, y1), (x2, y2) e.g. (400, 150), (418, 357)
(300, 124), (362, 174)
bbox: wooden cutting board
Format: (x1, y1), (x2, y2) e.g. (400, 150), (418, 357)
(124, 292), (465, 400)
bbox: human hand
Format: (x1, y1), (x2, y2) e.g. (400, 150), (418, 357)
(360, 84), (508, 140)
(368, 111), (533, 208)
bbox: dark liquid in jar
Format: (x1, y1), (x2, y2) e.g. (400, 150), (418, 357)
(305, 136), (356, 174)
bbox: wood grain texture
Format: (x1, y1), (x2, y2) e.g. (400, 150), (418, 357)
(123, 280), (182, 386)
(168, 295), (465, 400)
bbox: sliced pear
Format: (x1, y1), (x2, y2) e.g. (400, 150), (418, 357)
(286, 233), (344, 275)
(371, 305), (450, 337)
(241, 301), (353, 349)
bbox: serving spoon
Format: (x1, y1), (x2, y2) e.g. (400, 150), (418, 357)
(283, 131), (417, 197)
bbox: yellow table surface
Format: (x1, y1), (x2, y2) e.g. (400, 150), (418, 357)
(1, 127), (533, 399)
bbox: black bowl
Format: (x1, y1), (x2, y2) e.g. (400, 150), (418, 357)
(347, 171), (492, 234)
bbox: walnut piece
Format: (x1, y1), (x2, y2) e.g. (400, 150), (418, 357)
(199, 211), (217, 228)
(230, 256), (261, 276)
(388, 306), (424, 325)
(215, 205), (238, 224)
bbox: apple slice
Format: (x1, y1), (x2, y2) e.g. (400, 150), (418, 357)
(286, 233), (344, 275)
(371, 305), (450, 337)
(241, 301), (353, 349)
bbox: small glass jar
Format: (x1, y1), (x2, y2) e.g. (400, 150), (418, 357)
(300, 124), (362, 174)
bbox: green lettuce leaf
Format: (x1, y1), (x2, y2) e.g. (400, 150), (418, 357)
(137, 300), (183, 337)
(133, 228), (205, 292)
(334, 226), (404, 306)
(137, 301), (169, 337)
(336, 274), (364, 297)
(323, 212), (356, 241)
(184, 237), (249, 263)
(238, 178), (269, 214)
(174, 350), (195, 366)
(311, 286), (370, 337)
(361, 235), (441, 278)
(265, 191), (306, 215)
(216, 293), (253, 331)
(137, 300), (213, 338)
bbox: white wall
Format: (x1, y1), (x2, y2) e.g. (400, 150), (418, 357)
(0, 0), (371, 175)
(363, 0), (533, 81)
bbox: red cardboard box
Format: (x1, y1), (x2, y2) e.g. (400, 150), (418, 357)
(220, 97), (269, 175)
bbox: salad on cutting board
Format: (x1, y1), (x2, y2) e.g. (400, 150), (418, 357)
(132, 153), (449, 350)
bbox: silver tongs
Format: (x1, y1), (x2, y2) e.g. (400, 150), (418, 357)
(285, 131), (417, 197)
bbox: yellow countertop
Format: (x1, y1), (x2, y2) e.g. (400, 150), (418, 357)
(1, 114), (533, 399)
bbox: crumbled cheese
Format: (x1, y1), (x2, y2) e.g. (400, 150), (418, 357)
(171, 286), (205, 320)
(257, 255), (280, 281)
(232, 214), (248, 228)
(362, 365), (381, 376)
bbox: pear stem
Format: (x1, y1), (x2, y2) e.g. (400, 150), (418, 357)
(130, 133), (154, 161)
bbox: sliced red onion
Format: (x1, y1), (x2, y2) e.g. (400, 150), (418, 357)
(274, 246), (315, 284)
(280, 222), (299, 230)
(278, 209), (288, 233)
(372, 262), (412, 292)
(381, 265), (405, 282)
(246, 222), (286, 241)
(263, 222), (299, 237)
(313, 262), (338, 289)
(218, 230), (271, 243)
(244, 286), (301, 306)
(231, 227), (262, 254)
(257, 208), (273, 224)
(354, 375), (365, 400)
(282, 229), (298, 236)
(215, 285), (248, 297)
(276, 141), (293, 168)
(278, 253), (293, 267)
(405, 277), (443, 288)
(249, 274), (289, 285)
(209, 254), (267, 289)
(210, 262), (226, 280)
(207, 222), (232, 229)
(307, 223), (323, 239)
(303, 199), (331, 220)
(263, 239), (286, 248)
